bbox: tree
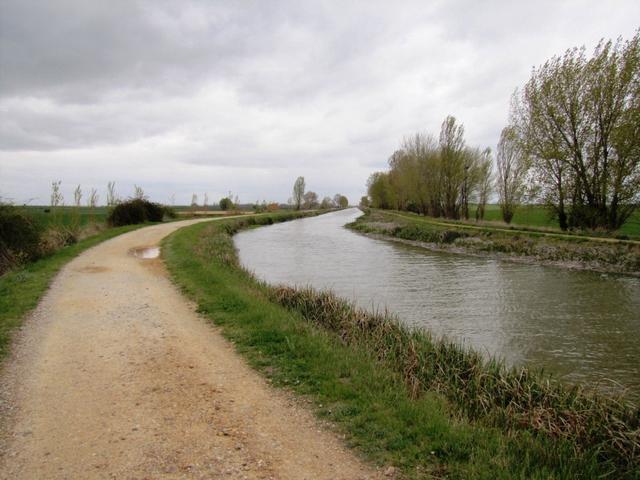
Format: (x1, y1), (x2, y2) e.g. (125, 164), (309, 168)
(50, 180), (63, 208)
(303, 191), (319, 209)
(334, 194), (348, 208)
(191, 194), (199, 207)
(496, 127), (530, 223)
(203, 193), (209, 208)
(367, 172), (394, 209)
(106, 181), (118, 206)
(73, 184), (82, 207)
(87, 189), (99, 208)
(133, 185), (146, 200)
(320, 196), (334, 209)
(511, 31), (640, 230)
(474, 148), (493, 221)
(359, 196), (370, 208)
(219, 197), (233, 210)
(364, 115), (492, 219)
(439, 116), (467, 219)
(292, 177), (305, 210)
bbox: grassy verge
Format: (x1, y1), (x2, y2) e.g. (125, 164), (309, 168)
(163, 212), (639, 479)
(349, 210), (640, 275)
(0, 223), (145, 359)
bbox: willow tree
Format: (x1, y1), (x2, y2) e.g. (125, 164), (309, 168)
(439, 116), (467, 219)
(496, 126), (530, 223)
(512, 31), (640, 230)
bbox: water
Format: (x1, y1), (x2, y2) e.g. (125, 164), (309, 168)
(235, 208), (640, 399)
(130, 246), (160, 259)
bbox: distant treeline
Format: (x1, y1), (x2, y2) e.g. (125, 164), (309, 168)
(366, 31), (640, 231)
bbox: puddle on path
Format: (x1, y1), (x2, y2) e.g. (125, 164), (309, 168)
(130, 246), (160, 259)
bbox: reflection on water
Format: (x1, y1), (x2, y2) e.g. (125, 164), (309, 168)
(235, 208), (640, 398)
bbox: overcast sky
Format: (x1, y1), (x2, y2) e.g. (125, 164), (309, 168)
(1, 1), (639, 206)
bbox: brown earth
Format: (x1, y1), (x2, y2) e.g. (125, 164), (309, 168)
(0, 219), (382, 479)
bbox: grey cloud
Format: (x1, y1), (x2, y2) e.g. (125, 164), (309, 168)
(1, 0), (639, 205)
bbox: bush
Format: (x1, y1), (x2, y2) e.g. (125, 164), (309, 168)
(162, 206), (177, 219)
(0, 205), (42, 274)
(107, 199), (165, 226)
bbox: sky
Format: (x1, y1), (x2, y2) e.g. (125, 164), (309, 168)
(1, 1), (639, 206)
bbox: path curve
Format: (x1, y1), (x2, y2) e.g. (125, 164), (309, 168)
(0, 218), (380, 479)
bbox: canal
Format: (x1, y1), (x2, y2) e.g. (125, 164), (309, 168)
(235, 208), (640, 399)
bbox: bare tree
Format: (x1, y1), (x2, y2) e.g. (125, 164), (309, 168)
(320, 196), (334, 209)
(191, 193), (199, 207)
(303, 191), (319, 209)
(88, 188), (99, 208)
(203, 193), (209, 208)
(133, 185), (146, 200)
(293, 177), (305, 210)
(50, 180), (63, 208)
(73, 184), (82, 207)
(106, 181), (118, 206)
(496, 127), (530, 223)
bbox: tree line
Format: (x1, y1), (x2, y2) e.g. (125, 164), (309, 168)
(367, 31), (640, 231)
(366, 116), (493, 221)
(292, 176), (348, 210)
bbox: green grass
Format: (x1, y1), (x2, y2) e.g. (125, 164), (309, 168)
(481, 204), (640, 238)
(17, 206), (110, 228)
(0, 223), (144, 359)
(162, 214), (635, 479)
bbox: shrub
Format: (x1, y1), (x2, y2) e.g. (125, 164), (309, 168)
(0, 205), (42, 274)
(107, 199), (165, 226)
(162, 206), (177, 219)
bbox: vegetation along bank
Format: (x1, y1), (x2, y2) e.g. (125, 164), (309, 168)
(348, 209), (640, 276)
(163, 211), (640, 479)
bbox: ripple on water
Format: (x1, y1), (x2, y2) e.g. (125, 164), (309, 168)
(234, 208), (640, 400)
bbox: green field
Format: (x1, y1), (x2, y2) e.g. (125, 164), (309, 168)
(17, 206), (110, 228)
(481, 204), (640, 238)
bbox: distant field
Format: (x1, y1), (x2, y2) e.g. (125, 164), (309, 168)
(18, 206), (110, 228)
(481, 204), (640, 238)
(17, 205), (254, 228)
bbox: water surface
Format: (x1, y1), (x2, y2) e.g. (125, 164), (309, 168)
(235, 209), (640, 399)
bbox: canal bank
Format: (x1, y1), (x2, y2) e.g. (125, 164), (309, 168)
(236, 208), (640, 400)
(165, 211), (639, 479)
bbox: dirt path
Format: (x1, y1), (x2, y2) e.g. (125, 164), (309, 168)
(0, 219), (381, 479)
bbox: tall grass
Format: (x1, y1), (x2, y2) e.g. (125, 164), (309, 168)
(271, 287), (639, 477)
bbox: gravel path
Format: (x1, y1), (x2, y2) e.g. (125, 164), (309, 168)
(0, 219), (380, 479)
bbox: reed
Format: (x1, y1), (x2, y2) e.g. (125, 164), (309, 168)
(270, 286), (639, 476)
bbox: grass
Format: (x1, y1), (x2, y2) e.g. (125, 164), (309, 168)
(163, 212), (639, 479)
(17, 206), (110, 228)
(0, 223), (144, 359)
(350, 209), (640, 275)
(479, 204), (640, 238)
